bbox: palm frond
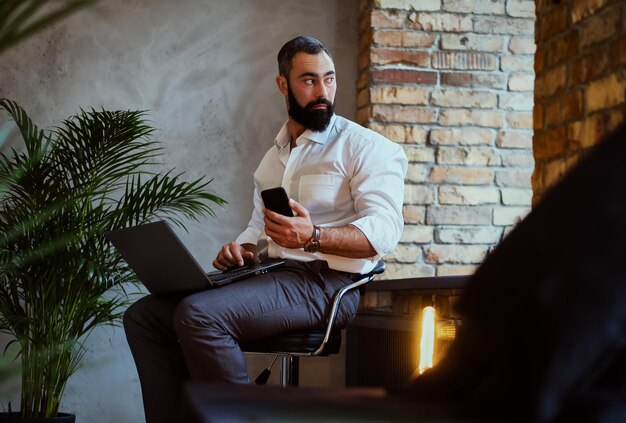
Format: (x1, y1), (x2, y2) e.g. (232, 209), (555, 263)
(53, 109), (159, 191)
(109, 172), (226, 229)
(0, 98), (49, 159)
(0, 0), (97, 55)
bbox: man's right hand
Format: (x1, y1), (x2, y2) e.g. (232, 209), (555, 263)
(212, 242), (256, 270)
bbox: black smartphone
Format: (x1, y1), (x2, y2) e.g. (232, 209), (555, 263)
(261, 187), (293, 217)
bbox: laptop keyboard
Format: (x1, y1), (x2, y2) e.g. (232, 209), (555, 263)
(208, 266), (253, 282)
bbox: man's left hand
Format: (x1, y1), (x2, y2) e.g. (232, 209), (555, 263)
(263, 199), (314, 249)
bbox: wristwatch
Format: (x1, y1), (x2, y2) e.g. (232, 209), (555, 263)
(304, 225), (321, 253)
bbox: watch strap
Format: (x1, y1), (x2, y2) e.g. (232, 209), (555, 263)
(304, 225), (321, 252)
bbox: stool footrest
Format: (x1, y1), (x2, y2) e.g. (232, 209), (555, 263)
(242, 328), (341, 356)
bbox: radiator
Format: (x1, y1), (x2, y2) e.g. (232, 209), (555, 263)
(346, 314), (420, 390)
(345, 275), (468, 390)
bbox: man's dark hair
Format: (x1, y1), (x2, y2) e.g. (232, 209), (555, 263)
(277, 36), (333, 77)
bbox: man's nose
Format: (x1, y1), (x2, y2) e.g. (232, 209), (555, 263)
(316, 83), (328, 98)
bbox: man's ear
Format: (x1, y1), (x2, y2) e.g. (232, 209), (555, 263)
(276, 75), (288, 96)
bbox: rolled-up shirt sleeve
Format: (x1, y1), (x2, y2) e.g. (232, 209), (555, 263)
(349, 140), (408, 257)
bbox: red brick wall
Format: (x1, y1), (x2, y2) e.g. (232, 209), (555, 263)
(357, 0), (535, 278)
(533, 0), (626, 201)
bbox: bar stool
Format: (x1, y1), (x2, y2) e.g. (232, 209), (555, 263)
(241, 261), (386, 387)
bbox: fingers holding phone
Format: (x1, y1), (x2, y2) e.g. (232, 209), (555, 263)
(261, 187), (313, 248)
(261, 187), (293, 217)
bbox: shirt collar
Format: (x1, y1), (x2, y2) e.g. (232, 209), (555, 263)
(274, 122), (291, 150)
(274, 114), (337, 149)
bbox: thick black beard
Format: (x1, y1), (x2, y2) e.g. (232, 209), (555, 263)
(287, 85), (335, 132)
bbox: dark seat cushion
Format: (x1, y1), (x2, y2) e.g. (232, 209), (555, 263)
(242, 328), (342, 356)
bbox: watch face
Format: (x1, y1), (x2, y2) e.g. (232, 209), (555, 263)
(304, 225), (321, 253)
(304, 241), (320, 253)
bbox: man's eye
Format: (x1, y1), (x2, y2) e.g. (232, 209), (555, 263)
(304, 79), (314, 85)
(325, 77), (335, 84)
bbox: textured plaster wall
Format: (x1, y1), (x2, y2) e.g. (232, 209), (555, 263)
(0, 1), (357, 421)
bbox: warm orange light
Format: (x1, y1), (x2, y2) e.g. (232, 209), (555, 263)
(418, 306), (436, 375)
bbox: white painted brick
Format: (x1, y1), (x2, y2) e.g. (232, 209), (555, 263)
(441, 33), (504, 52)
(443, 0), (505, 14)
(501, 55), (534, 72)
(387, 244), (422, 263)
(506, 112), (533, 129)
(359, 2), (531, 286)
(403, 205), (426, 224)
(509, 73), (535, 91)
(403, 146), (436, 163)
(375, 0), (441, 10)
(439, 186), (500, 205)
(431, 128), (494, 146)
(409, 12), (473, 32)
(501, 151), (535, 167)
(406, 126), (429, 144)
(427, 206), (492, 225)
(506, 0), (535, 18)
(400, 225), (434, 243)
(432, 90), (497, 108)
(493, 206), (530, 226)
(499, 93), (534, 111)
(437, 147), (501, 166)
(509, 37), (536, 54)
(501, 188), (532, 205)
(425, 245), (490, 264)
(383, 263), (436, 279)
(370, 123), (429, 144)
(370, 86), (430, 105)
(404, 184), (435, 204)
(429, 166), (494, 185)
(496, 130), (533, 148)
(436, 225), (503, 244)
(406, 164), (428, 183)
(473, 16), (534, 35)
(495, 169), (532, 187)
(439, 109), (505, 127)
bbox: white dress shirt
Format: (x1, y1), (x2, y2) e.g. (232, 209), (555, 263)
(235, 114), (408, 274)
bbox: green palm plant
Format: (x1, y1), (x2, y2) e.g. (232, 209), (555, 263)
(0, 0), (96, 55)
(0, 98), (226, 418)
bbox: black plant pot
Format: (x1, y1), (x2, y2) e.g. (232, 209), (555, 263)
(0, 413), (75, 423)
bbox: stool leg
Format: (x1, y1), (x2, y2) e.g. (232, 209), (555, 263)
(290, 356), (299, 386)
(279, 356), (289, 387)
(279, 355), (300, 387)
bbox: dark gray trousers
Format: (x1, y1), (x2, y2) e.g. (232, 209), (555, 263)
(123, 260), (360, 423)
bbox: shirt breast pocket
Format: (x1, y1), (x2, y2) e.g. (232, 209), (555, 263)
(298, 174), (343, 214)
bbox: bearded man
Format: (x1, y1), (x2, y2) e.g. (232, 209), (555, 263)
(123, 36), (407, 423)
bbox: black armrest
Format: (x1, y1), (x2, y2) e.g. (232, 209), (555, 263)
(350, 260), (386, 281)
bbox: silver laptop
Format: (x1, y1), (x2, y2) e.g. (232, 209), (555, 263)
(105, 220), (284, 294)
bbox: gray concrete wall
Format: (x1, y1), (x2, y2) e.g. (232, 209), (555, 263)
(0, 1), (357, 421)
